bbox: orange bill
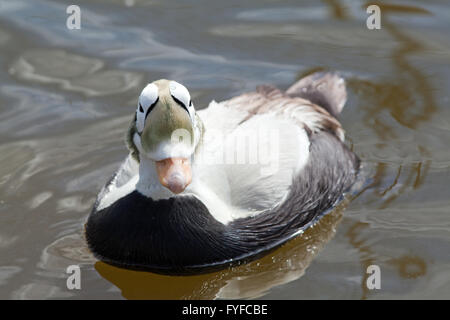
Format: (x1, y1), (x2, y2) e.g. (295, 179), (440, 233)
(155, 157), (192, 194)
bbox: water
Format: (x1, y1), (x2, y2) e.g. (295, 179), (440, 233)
(0, 0), (449, 299)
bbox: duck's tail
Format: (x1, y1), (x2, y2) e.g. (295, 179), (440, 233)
(286, 72), (347, 118)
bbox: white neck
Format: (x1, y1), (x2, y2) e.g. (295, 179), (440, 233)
(136, 157), (174, 200)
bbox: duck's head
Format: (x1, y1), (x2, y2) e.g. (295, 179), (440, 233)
(127, 79), (203, 194)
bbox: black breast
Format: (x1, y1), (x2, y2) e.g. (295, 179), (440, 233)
(85, 131), (359, 274)
(85, 192), (244, 273)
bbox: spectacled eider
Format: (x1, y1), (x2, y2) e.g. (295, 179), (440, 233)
(85, 72), (360, 274)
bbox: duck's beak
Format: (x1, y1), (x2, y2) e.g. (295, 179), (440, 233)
(155, 157), (192, 194)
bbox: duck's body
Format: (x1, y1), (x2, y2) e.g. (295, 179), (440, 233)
(85, 72), (359, 274)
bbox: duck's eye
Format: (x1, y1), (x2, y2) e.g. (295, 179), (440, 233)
(169, 81), (192, 116)
(144, 97), (159, 121)
(136, 83), (159, 133)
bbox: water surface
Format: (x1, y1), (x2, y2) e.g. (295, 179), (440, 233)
(0, 0), (450, 299)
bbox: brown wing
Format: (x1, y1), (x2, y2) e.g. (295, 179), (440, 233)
(221, 72), (346, 141)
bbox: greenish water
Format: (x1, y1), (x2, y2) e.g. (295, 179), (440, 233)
(0, 0), (449, 299)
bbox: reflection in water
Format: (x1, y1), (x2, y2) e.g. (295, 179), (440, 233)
(9, 49), (143, 97)
(346, 221), (428, 299)
(94, 202), (347, 300)
(346, 3), (437, 299)
(39, 234), (96, 272)
(390, 255), (427, 279)
(322, 0), (349, 20)
(345, 221), (375, 300)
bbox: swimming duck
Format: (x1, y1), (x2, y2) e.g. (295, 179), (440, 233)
(85, 72), (360, 274)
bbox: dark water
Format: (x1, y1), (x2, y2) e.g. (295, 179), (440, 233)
(0, 0), (449, 299)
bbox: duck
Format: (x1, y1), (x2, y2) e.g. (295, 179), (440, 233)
(85, 71), (360, 275)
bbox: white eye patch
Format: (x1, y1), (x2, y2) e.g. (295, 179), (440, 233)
(169, 81), (195, 120)
(136, 83), (159, 133)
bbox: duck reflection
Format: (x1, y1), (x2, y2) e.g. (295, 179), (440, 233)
(356, 2), (436, 199)
(318, 1), (437, 299)
(94, 201), (347, 300)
